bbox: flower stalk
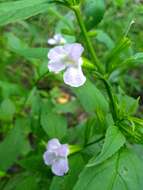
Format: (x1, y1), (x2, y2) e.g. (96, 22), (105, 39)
(72, 5), (104, 73)
(101, 78), (118, 121)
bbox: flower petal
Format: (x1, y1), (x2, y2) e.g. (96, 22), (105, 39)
(48, 38), (56, 45)
(64, 43), (84, 61)
(48, 46), (65, 61)
(43, 151), (56, 165)
(48, 34), (66, 45)
(54, 34), (62, 41)
(47, 138), (61, 150)
(48, 60), (66, 73)
(63, 65), (86, 87)
(57, 144), (69, 157)
(52, 158), (69, 176)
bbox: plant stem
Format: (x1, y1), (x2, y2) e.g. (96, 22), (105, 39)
(100, 77), (118, 121)
(83, 58), (118, 121)
(72, 6), (103, 73)
(72, 4), (118, 121)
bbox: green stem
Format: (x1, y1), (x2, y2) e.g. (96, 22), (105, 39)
(72, 6), (103, 73)
(100, 78), (118, 121)
(83, 58), (118, 121)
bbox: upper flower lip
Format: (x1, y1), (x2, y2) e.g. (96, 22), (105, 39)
(63, 43), (84, 61)
(46, 139), (69, 158)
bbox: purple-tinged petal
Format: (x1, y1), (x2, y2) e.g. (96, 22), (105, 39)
(47, 138), (61, 150)
(57, 144), (69, 157)
(43, 151), (56, 166)
(63, 65), (86, 87)
(48, 46), (65, 61)
(48, 60), (66, 73)
(64, 43), (84, 61)
(48, 34), (66, 45)
(54, 34), (62, 41)
(54, 34), (66, 44)
(52, 158), (69, 176)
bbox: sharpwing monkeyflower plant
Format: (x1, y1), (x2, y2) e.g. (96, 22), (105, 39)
(47, 43), (86, 87)
(43, 138), (69, 176)
(48, 34), (66, 45)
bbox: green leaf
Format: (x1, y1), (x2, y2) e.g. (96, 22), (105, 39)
(74, 148), (143, 190)
(0, 120), (28, 171)
(96, 30), (115, 50)
(0, 171), (6, 178)
(2, 174), (24, 190)
(84, 0), (105, 30)
(54, 11), (75, 34)
(3, 174), (39, 190)
(0, 98), (16, 121)
(127, 52), (143, 67)
(0, 0), (49, 26)
(73, 80), (109, 114)
(15, 175), (39, 190)
(19, 154), (45, 173)
(106, 37), (131, 72)
(113, 0), (126, 7)
(26, 87), (42, 115)
(133, 52), (143, 62)
(88, 126), (126, 167)
(118, 94), (139, 116)
(136, 4), (143, 14)
(13, 47), (48, 60)
(40, 102), (67, 139)
(84, 117), (99, 144)
(110, 52), (143, 73)
(53, 100), (79, 114)
(0, 81), (22, 98)
(130, 117), (143, 127)
(6, 33), (48, 60)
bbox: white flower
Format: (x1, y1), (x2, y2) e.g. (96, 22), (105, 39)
(48, 34), (66, 45)
(47, 43), (86, 87)
(43, 138), (69, 176)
